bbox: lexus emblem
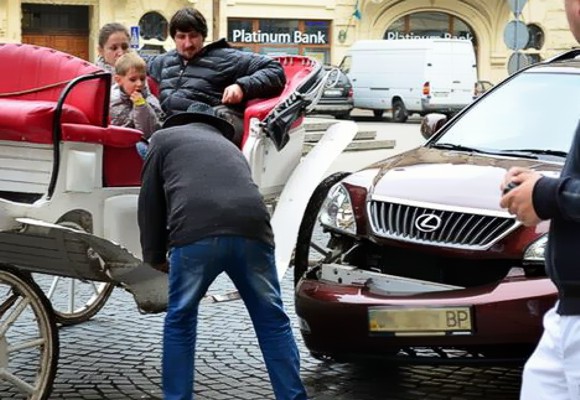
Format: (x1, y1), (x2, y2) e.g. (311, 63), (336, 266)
(415, 214), (442, 233)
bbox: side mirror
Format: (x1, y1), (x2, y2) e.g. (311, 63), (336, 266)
(420, 113), (448, 140)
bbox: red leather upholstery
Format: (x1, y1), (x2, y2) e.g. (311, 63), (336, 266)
(0, 44), (107, 127)
(147, 76), (160, 98)
(0, 43), (143, 187)
(101, 126), (143, 187)
(61, 124), (144, 187)
(0, 100), (89, 143)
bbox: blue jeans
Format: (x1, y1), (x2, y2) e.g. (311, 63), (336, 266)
(163, 236), (308, 400)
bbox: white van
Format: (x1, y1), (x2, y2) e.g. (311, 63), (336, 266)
(340, 39), (477, 122)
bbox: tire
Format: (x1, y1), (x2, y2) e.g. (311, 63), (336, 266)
(335, 111), (351, 120)
(0, 267), (59, 400)
(31, 213), (114, 326)
(392, 99), (408, 123)
(294, 172), (351, 286)
(372, 110), (384, 120)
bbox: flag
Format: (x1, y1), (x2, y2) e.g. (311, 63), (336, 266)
(353, 0), (362, 20)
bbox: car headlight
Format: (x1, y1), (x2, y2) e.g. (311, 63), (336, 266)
(319, 183), (356, 235)
(523, 234), (548, 264)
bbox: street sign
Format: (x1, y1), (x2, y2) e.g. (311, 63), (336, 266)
(507, 0), (528, 17)
(503, 20), (529, 51)
(507, 52), (531, 75)
(130, 26), (140, 49)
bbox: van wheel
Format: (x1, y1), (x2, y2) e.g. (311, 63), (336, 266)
(372, 110), (384, 120)
(392, 100), (408, 123)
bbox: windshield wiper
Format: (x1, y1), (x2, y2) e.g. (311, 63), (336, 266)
(430, 143), (488, 153)
(499, 149), (567, 158)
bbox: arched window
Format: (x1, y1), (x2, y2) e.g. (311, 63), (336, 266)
(139, 12), (168, 41)
(526, 24), (545, 50)
(384, 12), (477, 52)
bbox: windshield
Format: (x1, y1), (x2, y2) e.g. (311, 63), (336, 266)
(433, 71), (580, 155)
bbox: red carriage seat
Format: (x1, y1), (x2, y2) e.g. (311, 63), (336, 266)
(0, 43), (143, 191)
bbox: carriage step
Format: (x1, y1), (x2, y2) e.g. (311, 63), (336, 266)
(204, 291), (241, 303)
(303, 120), (335, 132)
(303, 139), (396, 154)
(305, 130), (376, 142)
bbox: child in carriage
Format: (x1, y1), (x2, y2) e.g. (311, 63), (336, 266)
(110, 52), (164, 157)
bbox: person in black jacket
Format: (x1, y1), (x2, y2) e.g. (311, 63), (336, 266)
(147, 7), (286, 146)
(138, 103), (308, 400)
(500, 1), (580, 398)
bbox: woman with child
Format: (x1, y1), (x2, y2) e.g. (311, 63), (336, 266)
(96, 23), (162, 157)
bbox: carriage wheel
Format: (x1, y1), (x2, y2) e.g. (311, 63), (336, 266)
(33, 275), (114, 326)
(32, 219), (114, 326)
(294, 172), (351, 286)
(0, 268), (59, 400)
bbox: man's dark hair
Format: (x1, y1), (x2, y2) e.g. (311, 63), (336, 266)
(169, 8), (208, 39)
(98, 22), (129, 48)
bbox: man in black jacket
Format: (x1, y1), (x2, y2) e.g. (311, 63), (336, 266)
(138, 103), (308, 400)
(147, 7), (286, 146)
(500, 1), (580, 398)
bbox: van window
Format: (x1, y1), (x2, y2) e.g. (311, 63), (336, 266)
(433, 72), (580, 154)
(339, 56), (352, 74)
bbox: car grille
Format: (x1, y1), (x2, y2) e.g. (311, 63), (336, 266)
(368, 200), (519, 250)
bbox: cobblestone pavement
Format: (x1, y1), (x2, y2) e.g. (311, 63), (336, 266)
(4, 272), (524, 400)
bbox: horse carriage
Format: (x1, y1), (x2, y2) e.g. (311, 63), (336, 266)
(0, 43), (357, 399)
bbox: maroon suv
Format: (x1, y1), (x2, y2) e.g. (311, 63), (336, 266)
(294, 50), (580, 363)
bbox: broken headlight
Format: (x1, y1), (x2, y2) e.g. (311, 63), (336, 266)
(319, 183), (356, 235)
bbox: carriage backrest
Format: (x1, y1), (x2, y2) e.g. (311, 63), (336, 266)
(0, 43), (109, 128)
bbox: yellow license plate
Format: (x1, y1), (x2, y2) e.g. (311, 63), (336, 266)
(368, 307), (472, 335)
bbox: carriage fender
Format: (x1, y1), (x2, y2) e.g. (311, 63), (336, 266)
(103, 194), (142, 259)
(271, 120), (358, 281)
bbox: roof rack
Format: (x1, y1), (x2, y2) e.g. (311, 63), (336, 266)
(544, 47), (580, 63)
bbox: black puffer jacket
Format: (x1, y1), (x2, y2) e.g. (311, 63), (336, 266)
(147, 39), (286, 116)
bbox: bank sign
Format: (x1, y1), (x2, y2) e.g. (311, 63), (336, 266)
(231, 29), (328, 45)
(386, 32), (474, 41)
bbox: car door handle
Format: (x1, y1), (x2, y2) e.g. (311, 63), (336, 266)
(453, 80), (461, 84)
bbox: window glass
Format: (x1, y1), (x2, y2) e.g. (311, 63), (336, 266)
(304, 20), (330, 44)
(260, 47), (299, 56)
(228, 19), (253, 42)
(21, 4), (88, 33)
(526, 24), (545, 50)
(385, 12), (475, 42)
(454, 18), (472, 40)
(139, 12), (168, 41)
(259, 20), (299, 36)
(409, 12), (448, 37)
(434, 72), (580, 153)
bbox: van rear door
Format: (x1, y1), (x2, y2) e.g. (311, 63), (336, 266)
(426, 41), (476, 110)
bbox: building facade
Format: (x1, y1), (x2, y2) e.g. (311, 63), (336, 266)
(0, 0), (576, 83)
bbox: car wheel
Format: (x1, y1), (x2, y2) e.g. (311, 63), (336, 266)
(392, 99), (408, 123)
(294, 172), (351, 286)
(335, 111), (351, 120)
(372, 110), (384, 120)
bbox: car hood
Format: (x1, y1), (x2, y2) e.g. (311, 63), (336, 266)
(355, 147), (561, 213)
